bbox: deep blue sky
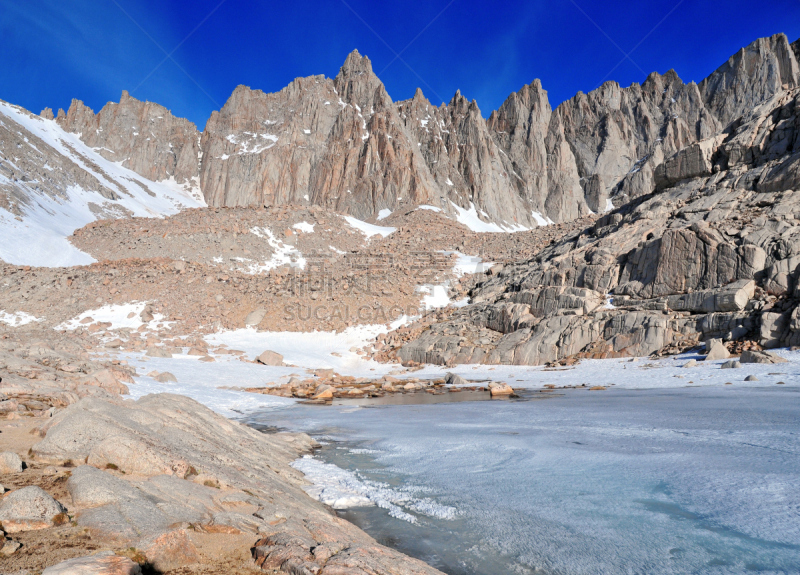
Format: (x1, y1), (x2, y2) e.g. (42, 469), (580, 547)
(2, 0), (799, 129)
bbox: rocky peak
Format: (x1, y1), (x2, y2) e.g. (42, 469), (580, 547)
(334, 50), (389, 112)
(700, 33), (800, 129)
(57, 91), (200, 185)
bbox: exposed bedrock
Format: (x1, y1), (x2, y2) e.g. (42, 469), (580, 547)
(394, 86), (800, 366)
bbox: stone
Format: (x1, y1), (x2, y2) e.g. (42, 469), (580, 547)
(488, 382), (514, 396)
(145, 347), (172, 358)
(0, 451), (23, 473)
(256, 350), (284, 366)
(42, 551), (143, 575)
(1, 539), (22, 556)
(0, 486), (67, 532)
(245, 308), (267, 327)
(144, 529), (200, 571)
(704, 339), (730, 361)
(682, 359), (697, 368)
(312, 385), (333, 400)
(444, 372), (468, 386)
(154, 372), (177, 383)
(745, 375), (759, 381)
(740, 350), (788, 364)
(721, 360), (741, 369)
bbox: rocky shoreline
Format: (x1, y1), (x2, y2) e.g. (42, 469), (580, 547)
(0, 386), (448, 574)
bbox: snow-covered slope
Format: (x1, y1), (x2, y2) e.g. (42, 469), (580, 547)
(0, 101), (205, 267)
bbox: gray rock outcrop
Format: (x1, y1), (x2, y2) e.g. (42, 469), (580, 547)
(392, 82), (800, 365)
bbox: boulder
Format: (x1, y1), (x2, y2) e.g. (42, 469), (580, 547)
(42, 551), (142, 575)
(154, 372), (177, 383)
(740, 350), (788, 364)
(444, 372), (468, 386)
(144, 529), (199, 571)
(745, 375), (759, 381)
(682, 359), (697, 368)
(721, 360), (741, 369)
(0, 451), (23, 474)
(245, 308), (267, 327)
(704, 339), (730, 361)
(0, 485), (67, 532)
(145, 347), (172, 358)
(488, 382), (514, 396)
(256, 350), (284, 366)
(312, 385), (333, 400)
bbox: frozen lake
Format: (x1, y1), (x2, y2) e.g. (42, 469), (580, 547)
(247, 386), (800, 575)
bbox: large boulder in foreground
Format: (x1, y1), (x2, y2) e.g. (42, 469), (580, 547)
(0, 485), (66, 532)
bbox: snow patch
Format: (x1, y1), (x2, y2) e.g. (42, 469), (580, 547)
(56, 302), (170, 331)
(0, 310), (42, 327)
(376, 209), (392, 221)
(342, 216), (395, 238)
(451, 202), (529, 233)
(292, 221), (315, 233)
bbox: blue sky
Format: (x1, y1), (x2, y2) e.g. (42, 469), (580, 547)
(2, 0), (799, 128)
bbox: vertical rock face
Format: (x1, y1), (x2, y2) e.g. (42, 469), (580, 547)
(56, 91), (201, 184)
(52, 34), (800, 225)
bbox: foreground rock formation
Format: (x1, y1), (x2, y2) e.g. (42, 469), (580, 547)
(1, 393), (445, 574)
(42, 35), (799, 227)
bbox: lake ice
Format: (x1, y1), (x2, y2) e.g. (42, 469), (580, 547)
(249, 386), (800, 575)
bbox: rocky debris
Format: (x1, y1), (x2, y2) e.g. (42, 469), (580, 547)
(740, 350), (788, 364)
(0, 330), (135, 412)
(0, 485), (67, 532)
(242, 371), (500, 402)
(1, 206), (590, 337)
(0, 451), (23, 473)
(256, 350), (284, 366)
(41, 551), (143, 575)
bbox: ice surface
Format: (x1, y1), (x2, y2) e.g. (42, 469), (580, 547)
(342, 215), (395, 238)
(258, 385), (800, 575)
